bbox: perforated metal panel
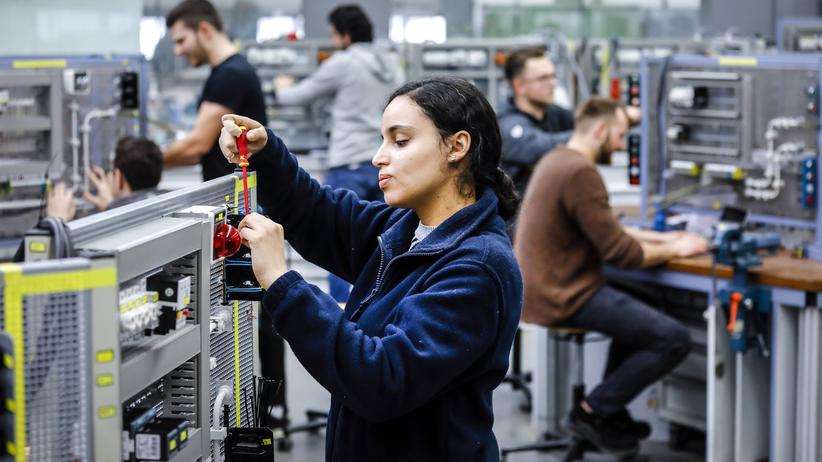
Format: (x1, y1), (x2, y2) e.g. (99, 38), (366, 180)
(209, 260), (255, 459)
(28, 296), (86, 457)
(22, 291), (91, 461)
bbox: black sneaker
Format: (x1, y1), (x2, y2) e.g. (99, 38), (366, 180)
(607, 409), (652, 440)
(566, 405), (640, 457)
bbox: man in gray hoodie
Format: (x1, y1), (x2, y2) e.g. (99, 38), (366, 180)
(274, 4), (404, 302)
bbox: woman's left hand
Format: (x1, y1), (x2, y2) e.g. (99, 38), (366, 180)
(238, 213), (289, 290)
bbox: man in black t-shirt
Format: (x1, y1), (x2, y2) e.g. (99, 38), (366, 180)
(163, 0), (286, 430)
(163, 0), (268, 181)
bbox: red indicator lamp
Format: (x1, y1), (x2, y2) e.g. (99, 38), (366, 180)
(214, 223), (241, 258)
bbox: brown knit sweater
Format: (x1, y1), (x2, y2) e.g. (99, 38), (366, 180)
(514, 146), (644, 326)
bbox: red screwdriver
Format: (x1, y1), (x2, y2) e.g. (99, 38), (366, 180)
(236, 125), (251, 215)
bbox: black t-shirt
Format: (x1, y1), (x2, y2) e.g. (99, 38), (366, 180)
(199, 54), (268, 181)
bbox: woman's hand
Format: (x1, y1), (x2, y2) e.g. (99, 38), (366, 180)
(238, 213), (288, 289)
(219, 114), (268, 165)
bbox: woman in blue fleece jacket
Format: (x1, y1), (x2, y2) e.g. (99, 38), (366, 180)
(219, 77), (523, 461)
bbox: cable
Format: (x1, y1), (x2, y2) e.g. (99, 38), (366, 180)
(37, 148), (63, 222)
(656, 56), (672, 201)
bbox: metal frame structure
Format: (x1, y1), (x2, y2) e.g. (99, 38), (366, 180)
(638, 53), (822, 252)
(603, 263), (821, 462)
(406, 38), (547, 110)
(1, 172), (259, 461)
(240, 39), (342, 155)
(0, 54), (149, 260)
(777, 17), (822, 52)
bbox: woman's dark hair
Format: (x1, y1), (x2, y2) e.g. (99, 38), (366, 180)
(328, 5), (373, 44)
(386, 77), (519, 220)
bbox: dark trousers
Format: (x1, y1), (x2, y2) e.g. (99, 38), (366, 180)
(562, 285), (692, 416)
(324, 162), (384, 302)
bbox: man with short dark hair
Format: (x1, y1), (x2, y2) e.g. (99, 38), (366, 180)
(274, 4), (404, 302)
(163, 0), (268, 181)
(515, 97), (708, 457)
(498, 47), (575, 196)
(46, 137), (164, 220)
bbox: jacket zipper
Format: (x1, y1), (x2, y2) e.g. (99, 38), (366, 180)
(353, 236), (442, 319)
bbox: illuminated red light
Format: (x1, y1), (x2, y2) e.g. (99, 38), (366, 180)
(214, 223), (241, 258)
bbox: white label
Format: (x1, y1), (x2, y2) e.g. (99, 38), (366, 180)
(135, 433), (162, 460)
(121, 431), (131, 460)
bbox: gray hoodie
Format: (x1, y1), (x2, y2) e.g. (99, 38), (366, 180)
(276, 42), (405, 168)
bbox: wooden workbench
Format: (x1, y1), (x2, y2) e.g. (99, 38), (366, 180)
(665, 251), (822, 292)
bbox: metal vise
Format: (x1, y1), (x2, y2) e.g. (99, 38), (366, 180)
(711, 222), (781, 356)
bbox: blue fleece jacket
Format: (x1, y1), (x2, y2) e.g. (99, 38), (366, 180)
(254, 129), (523, 461)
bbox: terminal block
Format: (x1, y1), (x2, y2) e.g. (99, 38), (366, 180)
(222, 213), (264, 302)
(146, 273), (192, 335)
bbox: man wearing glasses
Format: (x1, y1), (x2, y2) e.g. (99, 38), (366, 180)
(498, 47), (575, 198)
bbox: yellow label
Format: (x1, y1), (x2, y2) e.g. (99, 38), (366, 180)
(183, 296), (190, 306)
(180, 430), (187, 441)
(218, 212), (224, 221)
(13, 59), (66, 69)
(3, 353), (12, 369)
(6, 399), (14, 413)
(96, 350), (114, 363)
(95, 374), (113, 387)
(731, 167), (745, 181)
(98, 406), (116, 419)
(718, 57), (758, 67)
(28, 242), (46, 253)
(142, 294), (147, 304)
(120, 303), (127, 313)
(262, 438), (272, 446)
(6, 442), (15, 456)
(169, 439), (177, 451)
(225, 195), (231, 202)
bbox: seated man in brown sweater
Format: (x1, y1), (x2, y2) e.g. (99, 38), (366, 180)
(515, 97), (708, 456)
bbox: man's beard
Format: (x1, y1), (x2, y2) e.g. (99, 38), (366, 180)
(189, 37), (208, 66)
(596, 139), (614, 165)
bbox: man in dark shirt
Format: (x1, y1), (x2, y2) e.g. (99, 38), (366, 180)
(163, 0), (268, 181)
(515, 97), (708, 456)
(162, 0), (286, 430)
(497, 47), (575, 196)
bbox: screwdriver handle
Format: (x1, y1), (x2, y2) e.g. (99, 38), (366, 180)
(237, 125), (249, 167)
(728, 292), (742, 333)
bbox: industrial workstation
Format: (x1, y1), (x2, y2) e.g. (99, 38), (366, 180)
(2, 1), (822, 461)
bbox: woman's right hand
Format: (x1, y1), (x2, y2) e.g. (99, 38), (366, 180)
(219, 114), (268, 164)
